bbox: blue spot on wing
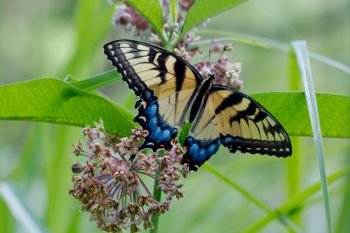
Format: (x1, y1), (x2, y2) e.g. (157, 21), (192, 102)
(135, 99), (177, 150)
(182, 136), (221, 171)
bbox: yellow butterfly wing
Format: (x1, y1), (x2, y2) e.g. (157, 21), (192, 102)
(183, 85), (292, 170)
(104, 40), (202, 148)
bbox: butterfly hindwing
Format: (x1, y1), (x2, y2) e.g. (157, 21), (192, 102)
(183, 85), (292, 170)
(104, 40), (202, 149)
(212, 86), (291, 156)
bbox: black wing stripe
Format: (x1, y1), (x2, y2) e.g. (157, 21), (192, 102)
(174, 60), (186, 92)
(157, 53), (169, 68)
(240, 102), (257, 117)
(214, 93), (243, 115)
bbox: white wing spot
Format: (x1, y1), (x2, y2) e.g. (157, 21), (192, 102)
(137, 44), (149, 50)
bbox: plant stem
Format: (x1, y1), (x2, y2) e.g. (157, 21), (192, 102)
(244, 163), (350, 233)
(150, 178), (162, 233)
(130, 224), (136, 233)
(204, 164), (300, 233)
(286, 48), (302, 228)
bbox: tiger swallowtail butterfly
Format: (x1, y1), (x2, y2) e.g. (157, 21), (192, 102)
(104, 40), (292, 171)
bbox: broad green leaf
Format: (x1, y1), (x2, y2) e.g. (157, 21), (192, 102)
(0, 78), (135, 136)
(178, 0), (247, 42)
(127, 0), (164, 42)
(251, 92), (350, 138)
(1, 78), (348, 138)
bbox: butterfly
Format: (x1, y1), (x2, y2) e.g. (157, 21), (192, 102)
(104, 39), (292, 171)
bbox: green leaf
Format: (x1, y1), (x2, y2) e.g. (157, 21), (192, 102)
(179, 122), (192, 145)
(0, 78), (135, 136)
(170, 0), (179, 24)
(178, 0), (247, 42)
(69, 69), (121, 92)
(127, 0), (165, 43)
(1, 78), (348, 139)
(251, 92), (350, 138)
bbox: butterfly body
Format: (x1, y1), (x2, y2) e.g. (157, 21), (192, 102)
(104, 40), (292, 170)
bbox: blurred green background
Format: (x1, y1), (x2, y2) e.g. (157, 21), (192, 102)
(0, 0), (349, 233)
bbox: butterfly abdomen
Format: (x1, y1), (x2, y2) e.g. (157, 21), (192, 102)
(189, 75), (214, 122)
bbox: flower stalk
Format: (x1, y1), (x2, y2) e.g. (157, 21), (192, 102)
(150, 178), (162, 233)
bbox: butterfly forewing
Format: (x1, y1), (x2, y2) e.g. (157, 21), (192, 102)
(104, 40), (201, 126)
(104, 40), (202, 149)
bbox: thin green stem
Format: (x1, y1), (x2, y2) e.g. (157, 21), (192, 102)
(195, 29), (350, 74)
(130, 223), (137, 233)
(286, 48), (302, 228)
(150, 178), (162, 233)
(243, 163), (350, 233)
(203, 164), (300, 233)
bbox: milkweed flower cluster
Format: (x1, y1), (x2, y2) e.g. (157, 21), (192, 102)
(112, 3), (150, 36)
(195, 41), (243, 90)
(108, 0), (243, 90)
(69, 122), (188, 232)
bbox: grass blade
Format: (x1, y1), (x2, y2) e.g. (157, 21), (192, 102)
(195, 29), (350, 74)
(286, 48), (302, 226)
(244, 163), (350, 233)
(292, 40), (332, 233)
(0, 183), (48, 233)
(203, 164), (301, 233)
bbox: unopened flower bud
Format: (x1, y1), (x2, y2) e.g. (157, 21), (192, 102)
(71, 162), (84, 173)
